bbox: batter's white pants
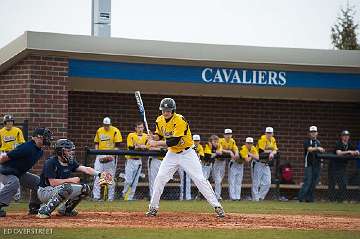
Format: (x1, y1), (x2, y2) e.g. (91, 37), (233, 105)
(251, 161), (271, 201)
(228, 161), (244, 200)
(178, 167), (192, 200)
(148, 156), (162, 198)
(212, 160), (227, 200)
(149, 148), (221, 209)
(93, 155), (117, 201)
(122, 159), (142, 200)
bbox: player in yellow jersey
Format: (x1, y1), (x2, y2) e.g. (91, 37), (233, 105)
(230, 137), (258, 200)
(204, 135), (222, 180)
(0, 115), (26, 201)
(92, 117), (122, 201)
(146, 98), (224, 217)
(252, 127), (279, 201)
(122, 122), (148, 200)
(213, 129), (238, 200)
(0, 115), (25, 152)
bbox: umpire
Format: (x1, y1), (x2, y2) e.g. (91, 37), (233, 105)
(328, 130), (360, 202)
(0, 128), (53, 217)
(298, 126), (325, 202)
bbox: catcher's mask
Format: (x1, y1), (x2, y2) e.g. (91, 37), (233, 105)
(54, 139), (76, 163)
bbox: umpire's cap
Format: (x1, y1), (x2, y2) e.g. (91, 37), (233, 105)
(3, 114), (14, 124)
(32, 128), (53, 146)
(159, 98), (176, 111)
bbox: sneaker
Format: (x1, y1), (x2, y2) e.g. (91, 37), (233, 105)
(214, 207), (225, 218)
(28, 203), (40, 215)
(37, 207), (50, 219)
(146, 206), (158, 217)
(0, 207), (6, 217)
(58, 208), (79, 217)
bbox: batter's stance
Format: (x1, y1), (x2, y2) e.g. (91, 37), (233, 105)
(146, 98), (224, 218)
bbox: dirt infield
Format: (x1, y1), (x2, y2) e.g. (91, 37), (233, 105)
(1, 211), (360, 231)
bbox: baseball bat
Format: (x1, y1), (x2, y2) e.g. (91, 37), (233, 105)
(124, 164), (142, 200)
(134, 91), (150, 135)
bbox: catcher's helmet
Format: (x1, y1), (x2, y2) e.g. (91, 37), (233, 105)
(159, 98), (176, 111)
(3, 115), (14, 124)
(54, 139), (76, 163)
(32, 128), (53, 146)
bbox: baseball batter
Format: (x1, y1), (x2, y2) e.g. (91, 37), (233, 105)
(252, 127), (278, 201)
(122, 122), (148, 200)
(0, 115), (25, 201)
(230, 137), (258, 200)
(0, 128), (52, 217)
(37, 139), (112, 218)
(93, 117), (122, 201)
(146, 98), (224, 217)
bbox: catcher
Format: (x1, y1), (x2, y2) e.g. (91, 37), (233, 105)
(37, 139), (112, 218)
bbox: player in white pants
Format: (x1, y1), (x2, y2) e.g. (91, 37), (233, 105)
(252, 127), (278, 201)
(93, 117), (122, 201)
(229, 137), (258, 200)
(122, 122), (148, 200)
(178, 167), (192, 200)
(146, 98), (224, 218)
(219, 129), (240, 200)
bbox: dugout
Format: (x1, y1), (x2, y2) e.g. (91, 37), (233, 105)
(0, 31), (359, 199)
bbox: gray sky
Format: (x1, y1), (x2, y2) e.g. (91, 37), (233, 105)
(1, 0), (359, 50)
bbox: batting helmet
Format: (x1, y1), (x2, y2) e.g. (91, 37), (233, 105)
(159, 98), (176, 111)
(32, 128), (53, 146)
(3, 115), (14, 124)
(54, 139), (76, 163)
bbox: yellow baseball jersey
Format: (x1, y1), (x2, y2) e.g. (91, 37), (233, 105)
(0, 127), (25, 152)
(204, 143), (222, 155)
(94, 126), (122, 150)
(126, 132), (148, 159)
(219, 138), (239, 153)
(239, 145), (258, 163)
(194, 143), (204, 158)
(155, 113), (193, 153)
(257, 135), (278, 152)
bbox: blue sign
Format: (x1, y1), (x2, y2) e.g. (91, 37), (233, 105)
(69, 59), (360, 89)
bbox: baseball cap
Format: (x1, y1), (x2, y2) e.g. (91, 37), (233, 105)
(265, 127), (274, 133)
(245, 137), (254, 143)
(193, 135), (201, 141)
(224, 128), (232, 134)
(103, 117), (111, 125)
(341, 130), (350, 136)
(309, 126), (318, 132)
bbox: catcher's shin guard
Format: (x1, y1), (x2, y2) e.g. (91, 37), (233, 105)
(59, 184), (91, 216)
(37, 184), (73, 218)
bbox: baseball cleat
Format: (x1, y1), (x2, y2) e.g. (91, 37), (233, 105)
(0, 207), (6, 217)
(37, 207), (51, 219)
(214, 206), (225, 218)
(146, 206), (158, 217)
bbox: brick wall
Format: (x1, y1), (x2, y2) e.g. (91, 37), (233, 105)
(0, 54), (69, 172)
(68, 91), (360, 184)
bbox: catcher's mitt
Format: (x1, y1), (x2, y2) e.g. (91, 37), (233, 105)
(99, 172), (113, 186)
(98, 156), (114, 163)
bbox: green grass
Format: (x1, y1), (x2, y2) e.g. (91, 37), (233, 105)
(1, 228), (360, 239)
(6, 200), (360, 216)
